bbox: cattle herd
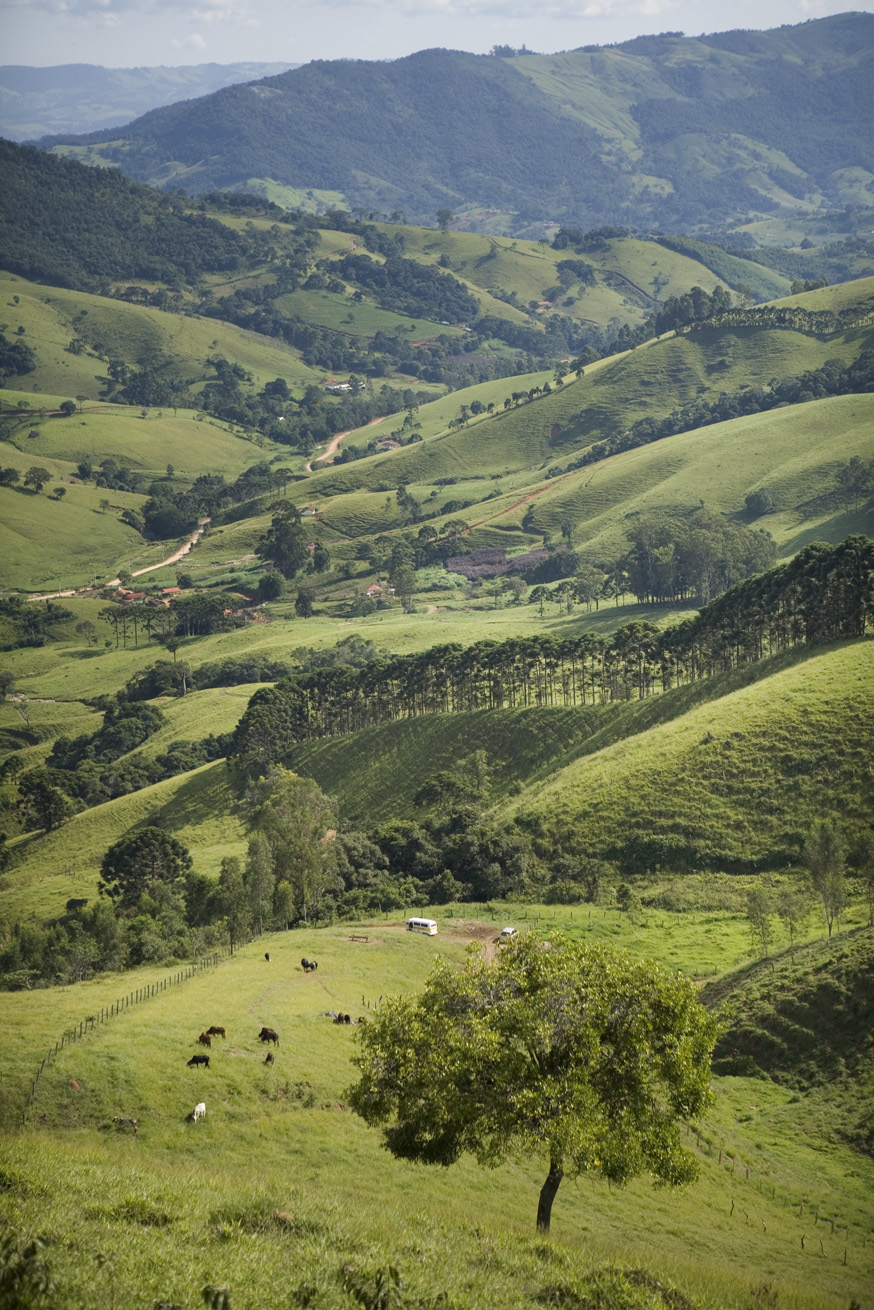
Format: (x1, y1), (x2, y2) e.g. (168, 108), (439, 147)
(113, 954), (332, 1133)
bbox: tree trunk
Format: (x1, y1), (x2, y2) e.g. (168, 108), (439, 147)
(536, 1158), (564, 1233)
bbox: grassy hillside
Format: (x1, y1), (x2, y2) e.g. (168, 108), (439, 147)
(301, 297), (874, 512)
(516, 393), (874, 559)
(504, 640), (874, 869)
(0, 270), (322, 401)
(5, 640), (871, 928)
(1, 923), (872, 1308)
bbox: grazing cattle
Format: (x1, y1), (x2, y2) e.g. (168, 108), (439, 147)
(258, 1026), (279, 1046)
(68, 1079), (81, 1090)
(192, 1102), (206, 1123)
(65, 897), (88, 913)
(187, 1054), (210, 1068)
(265, 952), (271, 962)
(198, 1032), (211, 1048)
(301, 958), (318, 972)
(264, 1052), (274, 1066)
(112, 1116), (138, 1135)
(206, 1026), (225, 1040)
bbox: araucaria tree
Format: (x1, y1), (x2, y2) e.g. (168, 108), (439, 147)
(349, 934), (718, 1233)
(99, 826), (193, 910)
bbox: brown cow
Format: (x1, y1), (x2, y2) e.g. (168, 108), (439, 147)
(206, 1026), (225, 1040)
(264, 1052), (274, 1066)
(198, 1032), (211, 1048)
(258, 1027), (279, 1046)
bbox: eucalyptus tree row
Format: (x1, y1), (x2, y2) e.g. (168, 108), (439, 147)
(230, 536), (873, 774)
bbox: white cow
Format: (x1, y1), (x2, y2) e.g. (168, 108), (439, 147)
(193, 1101), (206, 1123)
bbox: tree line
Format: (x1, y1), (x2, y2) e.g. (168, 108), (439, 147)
(561, 352), (874, 473)
(230, 536), (874, 774)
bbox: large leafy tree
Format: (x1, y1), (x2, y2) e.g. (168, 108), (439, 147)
(256, 503), (308, 579)
(349, 934), (718, 1233)
(99, 826), (193, 910)
(248, 767), (339, 923)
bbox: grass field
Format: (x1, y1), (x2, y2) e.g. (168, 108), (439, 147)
(504, 639), (874, 867)
(0, 271), (322, 400)
(0, 918), (872, 1309)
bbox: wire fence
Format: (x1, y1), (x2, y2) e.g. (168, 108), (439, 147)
(684, 1123), (874, 1265)
(22, 945), (237, 1123)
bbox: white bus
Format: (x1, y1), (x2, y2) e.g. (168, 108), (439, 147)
(406, 917), (438, 935)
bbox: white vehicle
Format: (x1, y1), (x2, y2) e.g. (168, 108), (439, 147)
(406, 917), (438, 935)
(499, 926), (518, 941)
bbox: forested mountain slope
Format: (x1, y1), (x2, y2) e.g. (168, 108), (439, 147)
(38, 14), (874, 238)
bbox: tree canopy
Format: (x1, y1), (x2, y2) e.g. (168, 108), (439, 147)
(99, 826), (193, 910)
(247, 767), (339, 924)
(349, 934), (718, 1232)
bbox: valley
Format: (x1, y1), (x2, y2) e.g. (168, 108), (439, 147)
(1, 36), (873, 1303)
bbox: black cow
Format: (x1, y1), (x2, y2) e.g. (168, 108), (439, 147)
(258, 1026), (279, 1046)
(66, 897), (88, 913)
(301, 958), (318, 972)
(264, 1052), (275, 1066)
(187, 1054), (210, 1068)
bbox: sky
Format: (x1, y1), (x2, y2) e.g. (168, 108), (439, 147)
(1, 0), (871, 69)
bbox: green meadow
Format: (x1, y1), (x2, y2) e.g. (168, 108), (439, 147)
(1, 921), (872, 1309)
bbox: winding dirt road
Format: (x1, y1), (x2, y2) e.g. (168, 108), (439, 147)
(27, 518), (210, 601)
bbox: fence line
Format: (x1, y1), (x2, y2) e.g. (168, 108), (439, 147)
(23, 945), (238, 1122)
(684, 1122), (874, 1259)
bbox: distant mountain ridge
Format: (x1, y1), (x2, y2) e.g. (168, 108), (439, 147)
(32, 14), (874, 238)
(0, 61), (298, 141)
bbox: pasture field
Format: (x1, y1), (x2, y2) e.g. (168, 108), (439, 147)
(1, 922), (872, 1308)
(0, 272), (322, 400)
(277, 288), (466, 344)
(122, 684), (270, 761)
(518, 393), (874, 558)
(302, 310), (874, 511)
(0, 391), (283, 481)
(504, 640), (874, 867)
(0, 593), (692, 704)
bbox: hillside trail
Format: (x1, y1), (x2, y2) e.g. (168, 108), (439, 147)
(304, 415), (384, 472)
(26, 518), (210, 601)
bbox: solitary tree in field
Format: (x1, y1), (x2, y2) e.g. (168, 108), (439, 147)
(24, 466), (50, 493)
(746, 885), (774, 958)
(803, 821), (848, 939)
(257, 503), (308, 579)
(349, 935), (718, 1233)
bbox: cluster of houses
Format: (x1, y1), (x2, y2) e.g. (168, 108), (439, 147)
(114, 586), (180, 606)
